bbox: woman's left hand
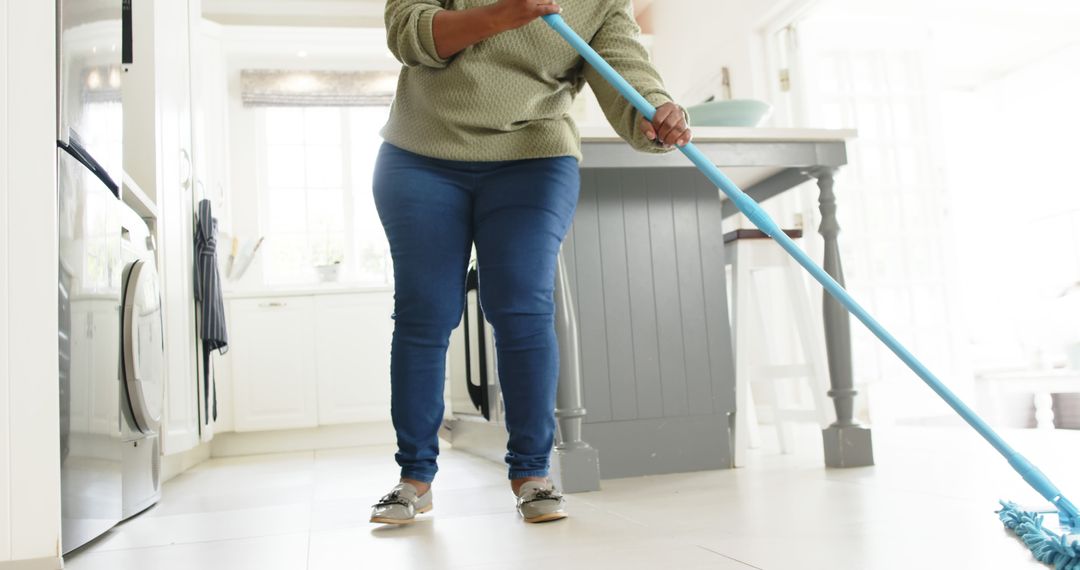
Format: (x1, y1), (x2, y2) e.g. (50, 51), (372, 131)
(639, 102), (692, 148)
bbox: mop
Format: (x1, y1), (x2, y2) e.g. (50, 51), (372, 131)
(539, 13), (1080, 569)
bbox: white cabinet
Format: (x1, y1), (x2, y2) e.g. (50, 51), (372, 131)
(225, 291), (395, 432)
(314, 294), (395, 424)
(229, 297), (319, 431)
(123, 0), (202, 454)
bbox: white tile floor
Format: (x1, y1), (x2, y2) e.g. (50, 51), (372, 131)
(64, 425), (1079, 569)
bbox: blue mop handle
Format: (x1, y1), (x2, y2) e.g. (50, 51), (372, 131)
(541, 13), (1079, 522)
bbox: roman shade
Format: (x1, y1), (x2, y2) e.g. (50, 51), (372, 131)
(241, 69), (398, 107)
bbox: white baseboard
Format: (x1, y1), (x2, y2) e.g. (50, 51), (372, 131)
(210, 421), (396, 458)
(0, 556), (62, 570)
(161, 440), (213, 483)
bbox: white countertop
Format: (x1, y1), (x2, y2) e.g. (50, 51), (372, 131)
(225, 284), (393, 300)
(578, 124), (858, 143)
(122, 172), (159, 221)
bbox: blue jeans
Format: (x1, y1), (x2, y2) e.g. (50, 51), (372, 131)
(373, 142), (580, 483)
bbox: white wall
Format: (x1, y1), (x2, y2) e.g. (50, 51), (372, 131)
(649, 0), (792, 105)
(649, 0), (814, 236)
(0, 0), (62, 565)
(203, 0), (383, 27)
(210, 26), (401, 431)
(942, 45), (1080, 369)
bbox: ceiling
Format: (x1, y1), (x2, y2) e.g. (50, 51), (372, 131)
(202, 0), (1080, 90)
(205, 0), (656, 28)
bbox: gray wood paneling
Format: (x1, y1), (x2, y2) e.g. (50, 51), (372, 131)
(583, 414), (732, 478)
(645, 171), (690, 418)
(623, 184), (664, 419)
(571, 172), (612, 422)
(562, 168), (737, 476)
(696, 186), (737, 415)
(596, 172), (638, 421)
(672, 182), (715, 417)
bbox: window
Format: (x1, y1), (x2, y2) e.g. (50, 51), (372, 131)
(258, 105), (392, 286)
(764, 6), (971, 424)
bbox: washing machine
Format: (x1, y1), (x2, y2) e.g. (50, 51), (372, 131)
(118, 205), (165, 519)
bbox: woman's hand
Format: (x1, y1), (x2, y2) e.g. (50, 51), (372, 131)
(489, 0), (562, 32)
(639, 102), (692, 148)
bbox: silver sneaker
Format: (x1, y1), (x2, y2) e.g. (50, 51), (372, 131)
(370, 482), (433, 525)
(516, 480), (568, 523)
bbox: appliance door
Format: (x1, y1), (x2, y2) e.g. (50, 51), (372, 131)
(121, 258), (165, 433)
(58, 146), (124, 554)
(59, 0), (124, 182)
(449, 262), (502, 423)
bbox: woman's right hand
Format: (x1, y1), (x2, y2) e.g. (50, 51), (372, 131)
(489, 0), (561, 31)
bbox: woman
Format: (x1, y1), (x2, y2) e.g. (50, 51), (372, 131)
(370, 0), (690, 525)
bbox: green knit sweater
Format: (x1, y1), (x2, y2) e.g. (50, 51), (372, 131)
(381, 0), (678, 162)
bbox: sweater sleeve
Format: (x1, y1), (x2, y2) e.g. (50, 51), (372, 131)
(385, 0), (451, 69)
(583, 0), (679, 154)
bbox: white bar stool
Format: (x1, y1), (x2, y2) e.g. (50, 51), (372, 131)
(725, 229), (832, 467)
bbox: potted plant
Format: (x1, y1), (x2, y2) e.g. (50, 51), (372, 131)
(314, 238), (343, 283)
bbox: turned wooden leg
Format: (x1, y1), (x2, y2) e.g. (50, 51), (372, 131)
(551, 250), (601, 491)
(815, 168), (874, 467)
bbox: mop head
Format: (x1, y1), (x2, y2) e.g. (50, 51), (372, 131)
(999, 501), (1080, 569)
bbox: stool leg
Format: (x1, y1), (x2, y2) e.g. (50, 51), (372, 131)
(975, 377), (1001, 428)
(1034, 392), (1055, 430)
(731, 243), (760, 466)
(748, 268), (794, 453)
(786, 263), (835, 427)
(730, 253), (744, 467)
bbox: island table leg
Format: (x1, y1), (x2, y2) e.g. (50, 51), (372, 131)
(550, 251), (601, 491)
(815, 168), (874, 467)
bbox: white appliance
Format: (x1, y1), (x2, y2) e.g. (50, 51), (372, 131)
(119, 205), (164, 518)
(58, 0), (132, 554)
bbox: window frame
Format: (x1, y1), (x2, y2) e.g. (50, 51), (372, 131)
(254, 105), (394, 290)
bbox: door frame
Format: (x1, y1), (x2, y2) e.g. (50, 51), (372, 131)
(754, 0), (820, 128)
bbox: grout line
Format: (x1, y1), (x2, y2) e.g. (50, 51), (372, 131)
(305, 449), (315, 569)
(696, 544), (764, 570)
(69, 529), (311, 557)
(0, 0), (14, 558)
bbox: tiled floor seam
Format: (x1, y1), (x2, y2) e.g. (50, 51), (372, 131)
(305, 449), (317, 570)
(695, 544), (763, 569)
(72, 529), (311, 556)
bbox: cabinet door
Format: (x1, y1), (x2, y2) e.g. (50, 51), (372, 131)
(186, 0), (214, 440)
(230, 297), (318, 431)
(157, 0), (200, 455)
(314, 293), (394, 425)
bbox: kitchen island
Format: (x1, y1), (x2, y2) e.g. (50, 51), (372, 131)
(446, 126), (865, 490)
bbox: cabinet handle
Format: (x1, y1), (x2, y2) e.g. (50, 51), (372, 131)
(180, 148), (192, 191)
(259, 301), (286, 308)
